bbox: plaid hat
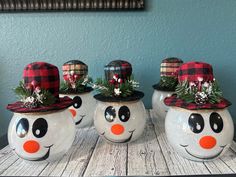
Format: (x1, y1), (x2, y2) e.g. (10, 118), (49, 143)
(164, 61), (231, 110)
(62, 60), (88, 82)
(7, 62), (74, 113)
(94, 60), (144, 102)
(104, 60), (132, 81)
(153, 57), (183, 91)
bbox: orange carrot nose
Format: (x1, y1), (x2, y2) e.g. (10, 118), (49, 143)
(111, 124), (125, 135)
(23, 140), (40, 153)
(199, 136), (216, 149)
(69, 109), (77, 118)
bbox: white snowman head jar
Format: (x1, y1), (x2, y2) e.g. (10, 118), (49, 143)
(60, 60), (96, 128)
(93, 60), (146, 143)
(7, 62), (76, 162)
(164, 61), (234, 161)
(152, 58), (183, 121)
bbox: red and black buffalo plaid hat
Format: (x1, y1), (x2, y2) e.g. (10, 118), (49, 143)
(164, 61), (231, 110)
(153, 57), (183, 91)
(94, 60), (144, 102)
(7, 62), (74, 113)
(104, 60), (132, 81)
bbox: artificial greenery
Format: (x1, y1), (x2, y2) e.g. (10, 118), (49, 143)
(92, 75), (139, 98)
(14, 81), (56, 108)
(159, 76), (178, 90)
(175, 79), (223, 104)
(60, 76), (93, 94)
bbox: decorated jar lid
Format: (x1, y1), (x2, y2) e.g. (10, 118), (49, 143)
(153, 57), (183, 91)
(164, 61), (231, 110)
(60, 60), (93, 94)
(7, 62), (74, 113)
(93, 60), (144, 102)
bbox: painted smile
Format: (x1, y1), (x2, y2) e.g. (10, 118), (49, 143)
(101, 130), (135, 143)
(13, 144), (53, 161)
(75, 115), (85, 125)
(180, 144), (226, 160)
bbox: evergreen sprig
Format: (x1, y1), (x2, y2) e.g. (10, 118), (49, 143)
(159, 76), (178, 90)
(14, 81), (56, 107)
(60, 76), (93, 94)
(175, 79), (223, 104)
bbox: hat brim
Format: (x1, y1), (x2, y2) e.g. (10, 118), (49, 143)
(164, 94), (231, 110)
(152, 83), (176, 92)
(59, 87), (93, 94)
(6, 96), (74, 113)
(94, 90), (144, 102)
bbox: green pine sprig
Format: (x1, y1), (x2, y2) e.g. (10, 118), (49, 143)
(159, 76), (178, 90)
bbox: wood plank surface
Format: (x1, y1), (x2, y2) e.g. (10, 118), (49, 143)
(83, 138), (127, 176)
(127, 112), (170, 176)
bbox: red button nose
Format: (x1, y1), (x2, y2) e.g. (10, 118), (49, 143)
(23, 140), (40, 153)
(111, 124), (125, 135)
(199, 136), (216, 149)
(69, 108), (77, 118)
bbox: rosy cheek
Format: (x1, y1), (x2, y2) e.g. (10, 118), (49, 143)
(69, 109), (77, 118)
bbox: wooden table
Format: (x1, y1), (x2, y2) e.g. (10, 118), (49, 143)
(0, 110), (236, 176)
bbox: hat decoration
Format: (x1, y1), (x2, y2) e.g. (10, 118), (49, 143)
(92, 60), (143, 101)
(7, 62), (74, 113)
(60, 60), (93, 94)
(153, 57), (183, 91)
(164, 61), (231, 110)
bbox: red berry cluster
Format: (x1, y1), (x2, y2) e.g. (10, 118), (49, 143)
(109, 74), (123, 88)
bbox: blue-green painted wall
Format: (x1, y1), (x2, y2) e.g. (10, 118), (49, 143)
(1, 0), (236, 138)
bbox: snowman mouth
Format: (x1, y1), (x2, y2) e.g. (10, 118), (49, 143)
(180, 144), (226, 160)
(13, 144), (53, 161)
(101, 130), (135, 143)
(75, 115), (86, 125)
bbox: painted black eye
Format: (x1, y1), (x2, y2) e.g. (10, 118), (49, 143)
(73, 96), (82, 109)
(16, 118), (29, 138)
(118, 106), (130, 122)
(210, 112), (223, 133)
(32, 118), (48, 138)
(105, 106), (116, 122)
(188, 113), (204, 134)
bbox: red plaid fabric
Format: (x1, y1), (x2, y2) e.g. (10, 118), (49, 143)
(62, 60), (88, 81)
(23, 62), (59, 99)
(160, 57), (183, 77)
(104, 60), (132, 81)
(164, 95), (231, 110)
(7, 96), (74, 113)
(178, 62), (214, 82)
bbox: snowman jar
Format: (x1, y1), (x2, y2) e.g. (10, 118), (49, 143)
(152, 57), (183, 121)
(7, 62), (76, 162)
(93, 60), (147, 143)
(60, 60), (96, 128)
(164, 61), (234, 161)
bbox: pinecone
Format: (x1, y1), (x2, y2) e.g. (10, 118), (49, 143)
(195, 92), (208, 105)
(24, 101), (38, 109)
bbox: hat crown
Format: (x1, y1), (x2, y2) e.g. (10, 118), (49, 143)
(104, 60), (132, 81)
(62, 60), (88, 81)
(178, 61), (214, 82)
(160, 57), (183, 77)
(23, 62), (60, 99)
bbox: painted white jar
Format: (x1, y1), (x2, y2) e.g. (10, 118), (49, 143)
(94, 100), (147, 143)
(8, 109), (75, 162)
(152, 90), (173, 120)
(60, 92), (96, 128)
(165, 107), (234, 161)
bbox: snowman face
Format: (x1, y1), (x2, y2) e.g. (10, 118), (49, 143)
(8, 110), (75, 162)
(165, 107), (234, 161)
(152, 90), (173, 120)
(60, 93), (96, 128)
(94, 101), (146, 143)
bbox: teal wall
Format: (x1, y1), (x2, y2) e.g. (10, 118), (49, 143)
(0, 0), (236, 138)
